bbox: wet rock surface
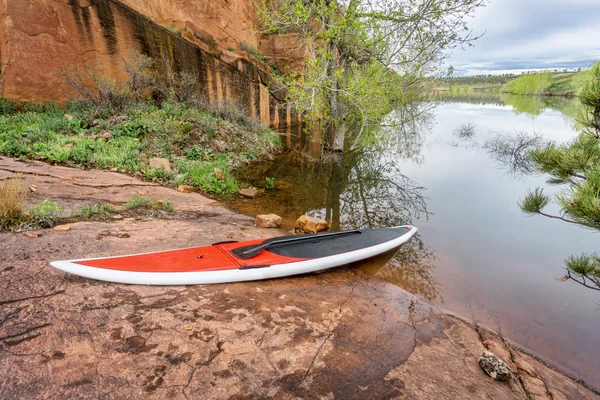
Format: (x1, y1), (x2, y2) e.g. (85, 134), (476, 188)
(0, 157), (598, 399)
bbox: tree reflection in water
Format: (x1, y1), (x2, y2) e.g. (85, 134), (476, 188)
(318, 107), (440, 301)
(231, 104), (441, 300)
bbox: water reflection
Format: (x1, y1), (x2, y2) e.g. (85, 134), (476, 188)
(483, 131), (548, 177)
(229, 94), (600, 388)
(231, 105), (438, 298)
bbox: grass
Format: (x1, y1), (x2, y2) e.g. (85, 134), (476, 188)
(502, 72), (554, 96)
(442, 64), (599, 98)
(124, 196), (174, 212)
(73, 203), (115, 220)
(0, 176), (64, 231)
(0, 99), (281, 196)
(176, 157), (238, 194)
(0, 176), (28, 230)
(0, 51), (281, 197)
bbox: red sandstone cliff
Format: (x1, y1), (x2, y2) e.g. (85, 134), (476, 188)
(0, 0), (302, 130)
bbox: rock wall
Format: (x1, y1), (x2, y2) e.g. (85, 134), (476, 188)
(0, 0), (301, 129)
(117, 0), (260, 51)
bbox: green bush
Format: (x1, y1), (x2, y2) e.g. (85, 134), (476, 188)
(143, 167), (172, 182)
(28, 199), (63, 228)
(124, 196), (174, 212)
(176, 158), (238, 194)
(73, 203), (115, 220)
(124, 195), (154, 209)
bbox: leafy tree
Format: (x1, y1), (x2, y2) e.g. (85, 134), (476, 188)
(519, 62), (600, 291)
(258, 0), (485, 151)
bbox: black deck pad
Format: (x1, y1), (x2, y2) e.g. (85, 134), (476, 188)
(231, 227), (410, 260)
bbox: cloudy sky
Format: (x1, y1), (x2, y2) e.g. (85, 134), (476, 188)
(447, 0), (600, 76)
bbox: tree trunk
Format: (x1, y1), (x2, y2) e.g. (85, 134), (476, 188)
(331, 54), (348, 151)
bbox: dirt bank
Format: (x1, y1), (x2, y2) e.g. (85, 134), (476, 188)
(0, 157), (597, 399)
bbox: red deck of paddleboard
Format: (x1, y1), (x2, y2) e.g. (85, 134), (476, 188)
(77, 240), (308, 272)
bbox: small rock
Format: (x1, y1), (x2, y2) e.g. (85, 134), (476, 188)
(23, 231), (41, 238)
(109, 167), (118, 172)
(177, 185), (194, 193)
(295, 215), (328, 234)
(213, 168), (225, 180)
(100, 131), (113, 139)
(53, 224), (71, 232)
(479, 351), (511, 381)
(64, 113), (73, 121)
(255, 214), (282, 228)
(116, 232), (130, 238)
(65, 143), (74, 149)
(239, 232), (246, 237)
(225, 231), (236, 239)
(184, 325), (193, 331)
(149, 158), (171, 173)
(112, 214), (123, 220)
(239, 188), (258, 198)
(29, 184), (39, 193)
(273, 180), (292, 190)
(155, 199), (164, 207)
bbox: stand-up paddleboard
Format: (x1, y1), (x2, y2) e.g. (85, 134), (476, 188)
(49, 225), (417, 285)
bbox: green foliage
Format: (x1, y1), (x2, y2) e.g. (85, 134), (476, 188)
(0, 52), (280, 197)
(519, 61), (600, 291)
(124, 195), (154, 209)
(578, 62), (600, 137)
(176, 158), (238, 194)
(519, 188), (551, 214)
(158, 200), (174, 213)
(73, 203), (115, 220)
(124, 196), (174, 212)
(0, 99), (18, 116)
(563, 253), (600, 291)
(258, 0), (485, 151)
(265, 176), (275, 190)
(143, 167), (172, 183)
(226, 46), (236, 52)
(28, 199), (63, 228)
(442, 74), (518, 87)
(503, 72), (554, 96)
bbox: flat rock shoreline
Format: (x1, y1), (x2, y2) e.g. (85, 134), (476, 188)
(1, 157), (598, 399)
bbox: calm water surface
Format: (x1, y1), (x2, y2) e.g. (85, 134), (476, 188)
(228, 97), (600, 388)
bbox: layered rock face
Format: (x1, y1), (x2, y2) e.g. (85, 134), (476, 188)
(118, 0), (261, 50)
(0, 0), (300, 129)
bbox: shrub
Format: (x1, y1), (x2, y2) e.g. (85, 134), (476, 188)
(73, 203), (115, 220)
(176, 158), (238, 194)
(124, 196), (174, 212)
(0, 176), (27, 230)
(124, 195), (154, 209)
(143, 167), (172, 182)
(28, 199), (63, 228)
(265, 176), (275, 190)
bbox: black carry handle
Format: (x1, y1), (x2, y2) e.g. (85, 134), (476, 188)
(232, 229), (362, 259)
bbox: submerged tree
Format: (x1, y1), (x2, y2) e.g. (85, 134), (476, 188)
(519, 62), (600, 291)
(258, 0), (485, 151)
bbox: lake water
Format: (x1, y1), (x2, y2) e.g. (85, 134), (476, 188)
(227, 95), (600, 388)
